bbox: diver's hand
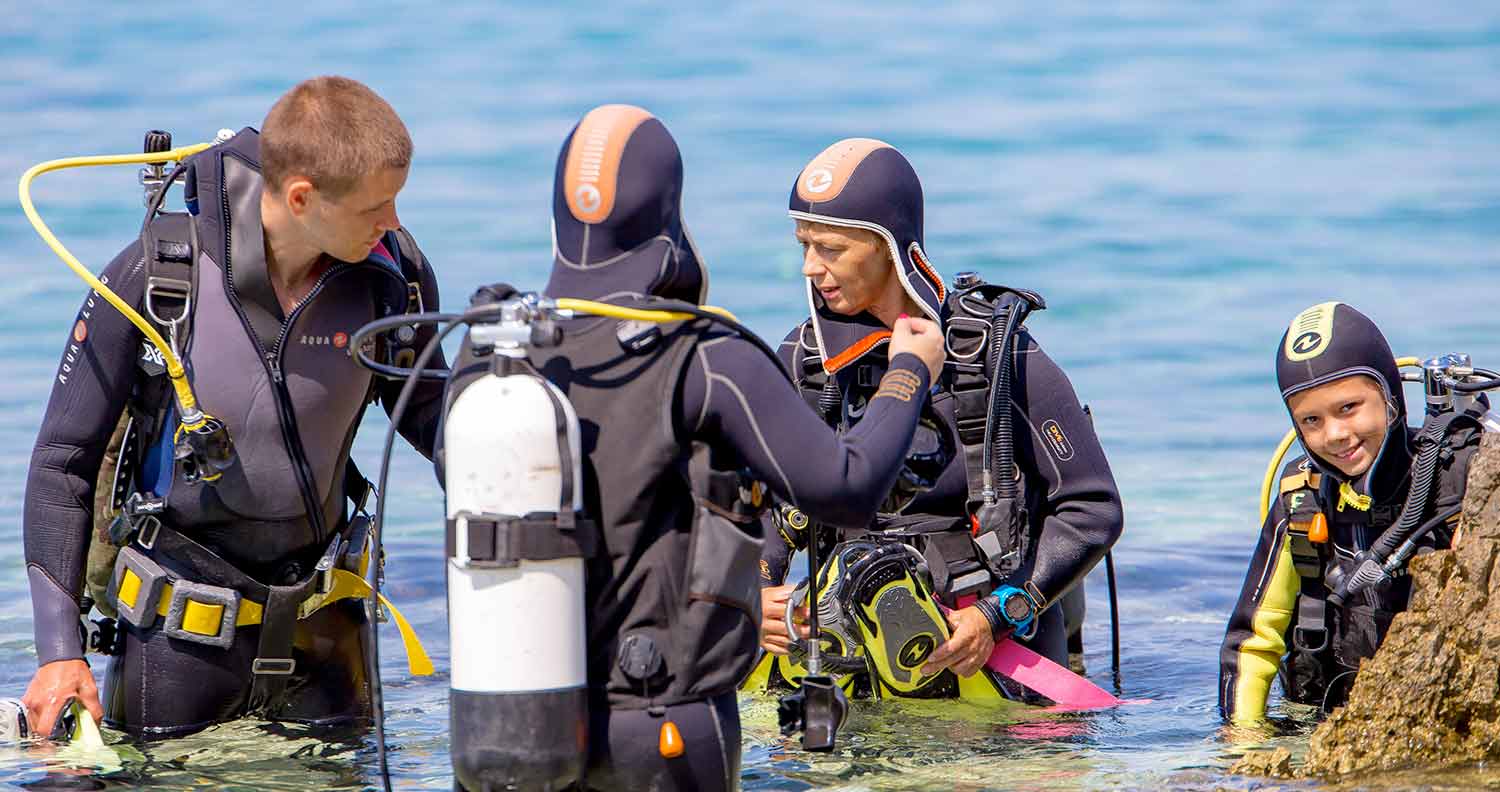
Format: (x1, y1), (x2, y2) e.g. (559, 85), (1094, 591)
(22, 659), (102, 736)
(921, 606), (996, 679)
(759, 584), (809, 655)
(888, 315), (944, 383)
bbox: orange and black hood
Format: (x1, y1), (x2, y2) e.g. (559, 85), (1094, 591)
(788, 138), (944, 374)
(545, 104), (707, 304)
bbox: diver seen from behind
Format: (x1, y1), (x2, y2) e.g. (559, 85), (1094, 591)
(754, 138), (1125, 703)
(439, 105), (946, 792)
(21, 76), (445, 737)
(1219, 302), (1485, 726)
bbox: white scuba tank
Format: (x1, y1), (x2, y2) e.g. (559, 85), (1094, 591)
(444, 350), (589, 792)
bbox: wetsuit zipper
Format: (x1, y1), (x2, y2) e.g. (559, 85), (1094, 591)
(218, 184), (406, 545)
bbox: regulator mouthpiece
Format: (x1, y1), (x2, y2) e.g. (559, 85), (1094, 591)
(175, 415), (235, 483)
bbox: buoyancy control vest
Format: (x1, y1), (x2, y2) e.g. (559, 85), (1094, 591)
(517, 308), (766, 709)
(784, 273), (1047, 602)
(98, 128), (427, 577)
(1277, 421), (1481, 709)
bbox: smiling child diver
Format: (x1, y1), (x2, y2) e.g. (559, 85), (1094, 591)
(1219, 302), (1482, 725)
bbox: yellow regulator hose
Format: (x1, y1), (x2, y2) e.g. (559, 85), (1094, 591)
(20, 143), (213, 424)
(554, 297), (738, 324)
(1258, 356), (1423, 522)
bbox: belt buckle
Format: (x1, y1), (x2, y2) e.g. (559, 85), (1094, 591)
(161, 580), (240, 649)
(108, 546), (169, 629)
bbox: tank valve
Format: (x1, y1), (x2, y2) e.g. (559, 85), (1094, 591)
(140, 129), (173, 207)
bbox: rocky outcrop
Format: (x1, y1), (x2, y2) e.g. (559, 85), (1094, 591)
(1301, 432), (1500, 777)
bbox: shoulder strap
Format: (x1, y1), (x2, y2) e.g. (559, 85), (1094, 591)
(128, 209), (201, 454)
(389, 227), (425, 314)
(946, 279), (1045, 579)
(1278, 462), (1332, 653)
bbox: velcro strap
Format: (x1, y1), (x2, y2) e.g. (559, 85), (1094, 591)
(156, 239), (192, 264)
(1279, 469), (1322, 496)
(1292, 592), (1329, 652)
(1287, 533), (1322, 579)
(951, 373), (990, 446)
(447, 511), (591, 566)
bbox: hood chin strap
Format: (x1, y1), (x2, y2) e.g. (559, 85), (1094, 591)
(1337, 481), (1373, 512)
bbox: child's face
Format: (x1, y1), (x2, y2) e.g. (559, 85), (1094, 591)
(1286, 374), (1392, 478)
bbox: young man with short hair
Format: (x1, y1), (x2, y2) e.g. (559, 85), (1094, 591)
(22, 75), (446, 737)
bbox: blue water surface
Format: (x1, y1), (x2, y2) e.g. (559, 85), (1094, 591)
(1, 2), (1498, 789)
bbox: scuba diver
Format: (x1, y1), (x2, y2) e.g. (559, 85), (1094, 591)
(20, 76), (445, 738)
(439, 104), (944, 792)
(754, 138), (1124, 702)
(1220, 302), (1487, 725)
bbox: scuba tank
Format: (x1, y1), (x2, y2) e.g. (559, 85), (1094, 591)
(443, 296), (591, 792)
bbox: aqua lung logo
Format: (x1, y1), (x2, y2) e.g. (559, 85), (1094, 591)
(804, 168), (834, 195)
(1042, 419), (1074, 461)
(1284, 301), (1338, 362)
(898, 634), (936, 669)
(59, 275), (108, 385)
(574, 184), (602, 214)
(1292, 332), (1323, 356)
(299, 333), (348, 348)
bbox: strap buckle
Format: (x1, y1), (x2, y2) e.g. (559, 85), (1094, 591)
(108, 545), (168, 629)
(1292, 625), (1329, 653)
(251, 657), (297, 676)
(161, 580), (241, 649)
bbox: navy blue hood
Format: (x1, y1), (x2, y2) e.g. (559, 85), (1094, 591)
(545, 104), (707, 305)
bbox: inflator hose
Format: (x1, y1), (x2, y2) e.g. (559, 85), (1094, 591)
(982, 301), (1023, 500)
(20, 143), (214, 421)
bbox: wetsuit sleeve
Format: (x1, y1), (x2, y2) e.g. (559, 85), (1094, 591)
(679, 333), (929, 530)
(758, 324), (812, 587)
(23, 242), (147, 665)
(380, 227), (447, 458)
(1009, 336), (1124, 607)
(1219, 496), (1302, 725)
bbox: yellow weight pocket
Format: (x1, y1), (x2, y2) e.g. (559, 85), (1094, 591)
(107, 545), (168, 629)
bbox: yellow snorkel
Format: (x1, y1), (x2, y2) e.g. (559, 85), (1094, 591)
(1259, 356), (1423, 522)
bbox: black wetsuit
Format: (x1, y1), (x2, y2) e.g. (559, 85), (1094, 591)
(23, 130), (445, 736)
(762, 325), (1123, 666)
(484, 105), (934, 792)
(1219, 301), (1479, 723)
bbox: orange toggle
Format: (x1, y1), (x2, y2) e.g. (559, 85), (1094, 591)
(658, 719), (684, 759)
(1308, 512), (1329, 543)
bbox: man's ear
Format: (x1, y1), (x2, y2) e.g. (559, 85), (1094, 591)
(283, 177), (315, 217)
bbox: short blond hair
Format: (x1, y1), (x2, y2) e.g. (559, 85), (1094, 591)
(261, 76), (412, 198)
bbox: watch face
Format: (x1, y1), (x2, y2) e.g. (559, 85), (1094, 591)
(1003, 593), (1031, 622)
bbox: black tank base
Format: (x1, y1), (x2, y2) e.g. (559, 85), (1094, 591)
(451, 686), (588, 792)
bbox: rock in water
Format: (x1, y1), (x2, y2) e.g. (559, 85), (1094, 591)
(1229, 747), (1294, 779)
(1303, 432), (1500, 777)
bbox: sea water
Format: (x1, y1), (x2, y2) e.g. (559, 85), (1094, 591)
(1, 2), (1497, 789)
